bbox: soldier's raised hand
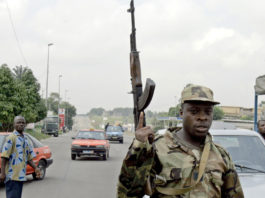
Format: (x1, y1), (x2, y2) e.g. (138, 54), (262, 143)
(135, 112), (154, 143)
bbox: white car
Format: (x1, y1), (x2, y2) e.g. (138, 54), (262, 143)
(211, 129), (265, 198)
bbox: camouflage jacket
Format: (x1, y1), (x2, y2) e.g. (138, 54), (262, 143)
(117, 129), (244, 198)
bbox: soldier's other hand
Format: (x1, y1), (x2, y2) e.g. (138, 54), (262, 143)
(35, 167), (41, 179)
(135, 112), (154, 143)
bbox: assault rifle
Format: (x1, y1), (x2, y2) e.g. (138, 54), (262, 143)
(127, 0), (155, 130)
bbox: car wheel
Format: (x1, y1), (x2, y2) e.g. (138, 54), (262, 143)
(119, 140), (123, 144)
(71, 154), (76, 160)
(54, 133), (58, 137)
(33, 160), (46, 180)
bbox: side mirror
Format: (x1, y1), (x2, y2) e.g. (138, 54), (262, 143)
(71, 137), (75, 139)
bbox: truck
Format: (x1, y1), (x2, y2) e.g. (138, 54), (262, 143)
(41, 116), (59, 137)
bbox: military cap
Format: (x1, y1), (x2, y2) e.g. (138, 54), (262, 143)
(180, 84), (220, 105)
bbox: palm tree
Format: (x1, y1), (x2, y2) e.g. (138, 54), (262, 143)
(13, 65), (27, 79)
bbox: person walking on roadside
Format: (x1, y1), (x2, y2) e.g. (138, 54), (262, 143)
(0, 116), (41, 198)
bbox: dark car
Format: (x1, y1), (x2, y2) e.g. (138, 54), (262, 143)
(105, 125), (124, 143)
(0, 132), (53, 180)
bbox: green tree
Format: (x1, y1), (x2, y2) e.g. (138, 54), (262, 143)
(35, 99), (47, 121)
(146, 110), (154, 118)
(0, 64), (46, 131)
(0, 64), (17, 131)
(157, 111), (168, 117)
(12, 65), (28, 80)
(46, 93), (77, 129)
(88, 107), (105, 116)
(13, 66), (46, 123)
(213, 106), (224, 120)
(112, 108), (133, 117)
(168, 104), (181, 117)
(240, 115), (253, 120)
(60, 101), (76, 129)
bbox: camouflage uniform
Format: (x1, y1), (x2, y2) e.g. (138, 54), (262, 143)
(117, 84), (244, 198)
(117, 129), (244, 197)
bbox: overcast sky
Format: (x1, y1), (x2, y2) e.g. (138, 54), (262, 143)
(0, 0), (265, 114)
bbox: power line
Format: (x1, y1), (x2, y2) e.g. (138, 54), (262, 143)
(4, 0), (28, 66)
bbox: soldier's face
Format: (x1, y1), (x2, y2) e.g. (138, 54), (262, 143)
(258, 121), (265, 134)
(181, 102), (213, 138)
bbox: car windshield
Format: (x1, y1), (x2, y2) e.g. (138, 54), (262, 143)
(106, 126), (123, 132)
(0, 135), (7, 152)
(213, 135), (265, 173)
(76, 131), (105, 140)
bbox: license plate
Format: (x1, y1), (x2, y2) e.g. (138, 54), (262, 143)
(112, 137), (118, 139)
(83, 150), (93, 154)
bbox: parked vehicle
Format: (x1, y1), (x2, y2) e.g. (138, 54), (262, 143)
(41, 116), (59, 137)
(71, 129), (110, 160)
(0, 132), (53, 180)
(105, 125), (124, 143)
(211, 129), (265, 198)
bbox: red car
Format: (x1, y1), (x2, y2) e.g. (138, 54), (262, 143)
(71, 129), (110, 160)
(0, 132), (53, 180)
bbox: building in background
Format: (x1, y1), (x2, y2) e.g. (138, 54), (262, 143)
(219, 106), (263, 120)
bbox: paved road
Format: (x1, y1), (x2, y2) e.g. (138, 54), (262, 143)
(0, 131), (133, 198)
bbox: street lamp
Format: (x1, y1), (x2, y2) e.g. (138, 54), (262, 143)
(58, 75), (62, 130)
(58, 75), (62, 103)
(45, 43), (54, 109)
(64, 89), (68, 128)
(65, 89), (68, 102)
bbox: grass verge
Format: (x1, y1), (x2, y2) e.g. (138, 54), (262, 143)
(25, 128), (50, 140)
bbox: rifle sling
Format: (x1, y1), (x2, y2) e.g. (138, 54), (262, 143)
(156, 141), (211, 195)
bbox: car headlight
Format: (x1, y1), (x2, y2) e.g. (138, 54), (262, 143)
(71, 144), (80, 148)
(96, 145), (105, 148)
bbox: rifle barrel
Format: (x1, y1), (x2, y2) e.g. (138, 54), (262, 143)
(128, 0), (137, 51)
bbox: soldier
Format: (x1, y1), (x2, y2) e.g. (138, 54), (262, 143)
(117, 84), (244, 198)
(258, 120), (265, 139)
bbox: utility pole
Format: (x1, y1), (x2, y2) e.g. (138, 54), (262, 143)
(45, 43), (54, 109)
(58, 75), (62, 130)
(65, 89), (68, 128)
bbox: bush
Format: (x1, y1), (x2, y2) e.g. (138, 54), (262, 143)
(25, 128), (50, 140)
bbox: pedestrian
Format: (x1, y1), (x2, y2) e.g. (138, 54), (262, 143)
(117, 84), (244, 198)
(0, 116), (41, 198)
(258, 120), (265, 139)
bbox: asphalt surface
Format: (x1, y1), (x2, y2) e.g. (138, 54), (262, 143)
(0, 131), (133, 198)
